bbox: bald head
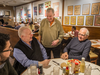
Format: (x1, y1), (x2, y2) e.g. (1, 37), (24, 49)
(18, 26), (32, 38)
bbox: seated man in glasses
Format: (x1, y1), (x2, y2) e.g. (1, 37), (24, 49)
(0, 33), (18, 75)
(61, 28), (91, 61)
(13, 26), (50, 75)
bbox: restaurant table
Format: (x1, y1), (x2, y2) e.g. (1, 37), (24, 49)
(90, 39), (100, 49)
(21, 58), (100, 75)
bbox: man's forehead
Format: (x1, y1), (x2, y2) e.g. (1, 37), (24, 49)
(79, 29), (86, 34)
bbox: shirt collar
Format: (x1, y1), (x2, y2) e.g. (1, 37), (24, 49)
(20, 39), (32, 49)
(46, 18), (56, 27)
(0, 63), (6, 69)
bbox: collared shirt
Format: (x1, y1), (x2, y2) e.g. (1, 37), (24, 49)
(13, 39), (48, 67)
(0, 63), (5, 69)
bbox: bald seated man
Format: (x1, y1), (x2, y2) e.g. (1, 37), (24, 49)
(61, 28), (91, 61)
(13, 26), (50, 75)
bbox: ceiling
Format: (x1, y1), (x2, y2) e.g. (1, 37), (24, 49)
(0, 0), (39, 6)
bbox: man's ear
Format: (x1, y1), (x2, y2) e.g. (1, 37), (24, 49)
(53, 13), (55, 16)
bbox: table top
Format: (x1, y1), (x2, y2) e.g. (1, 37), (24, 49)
(21, 58), (100, 75)
(90, 39), (100, 49)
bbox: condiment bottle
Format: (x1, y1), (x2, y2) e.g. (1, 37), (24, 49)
(80, 57), (85, 73)
(66, 66), (69, 75)
(74, 62), (79, 75)
(62, 67), (66, 75)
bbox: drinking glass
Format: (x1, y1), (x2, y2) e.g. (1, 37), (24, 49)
(30, 64), (37, 75)
(50, 66), (60, 75)
(27, 67), (31, 75)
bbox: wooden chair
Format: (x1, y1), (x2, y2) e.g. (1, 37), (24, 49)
(89, 51), (98, 64)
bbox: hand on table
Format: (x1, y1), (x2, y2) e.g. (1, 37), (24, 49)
(39, 59), (50, 68)
(61, 52), (68, 60)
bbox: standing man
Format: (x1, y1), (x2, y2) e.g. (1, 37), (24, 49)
(0, 33), (18, 75)
(39, 8), (64, 59)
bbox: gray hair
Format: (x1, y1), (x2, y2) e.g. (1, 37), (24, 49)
(46, 8), (54, 14)
(18, 26), (31, 38)
(79, 28), (89, 36)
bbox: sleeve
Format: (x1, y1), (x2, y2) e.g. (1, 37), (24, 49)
(57, 21), (64, 42)
(13, 48), (39, 67)
(8, 60), (18, 75)
(68, 41), (91, 60)
(37, 41), (48, 59)
(63, 38), (73, 53)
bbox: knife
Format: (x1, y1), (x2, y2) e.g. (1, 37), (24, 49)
(52, 60), (60, 66)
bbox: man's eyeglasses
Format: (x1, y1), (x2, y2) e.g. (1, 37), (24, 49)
(0, 49), (13, 53)
(78, 33), (86, 36)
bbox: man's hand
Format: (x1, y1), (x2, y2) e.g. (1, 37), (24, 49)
(51, 39), (59, 46)
(39, 59), (50, 68)
(61, 52), (68, 60)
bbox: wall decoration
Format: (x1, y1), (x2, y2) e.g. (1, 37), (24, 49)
(0, 10), (4, 16)
(24, 7), (27, 16)
(38, 3), (44, 15)
(82, 4), (90, 15)
(86, 16), (94, 26)
(91, 3), (100, 15)
(20, 7), (23, 18)
(64, 16), (69, 24)
(74, 5), (81, 15)
(70, 16), (76, 25)
(68, 6), (73, 15)
(34, 6), (37, 16)
(53, 2), (59, 17)
(77, 16), (84, 25)
(27, 9), (31, 17)
(45, 1), (51, 8)
(5, 10), (10, 16)
(94, 15), (100, 26)
(45, 1), (51, 17)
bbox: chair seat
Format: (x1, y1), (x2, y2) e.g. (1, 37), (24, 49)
(89, 51), (98, 64)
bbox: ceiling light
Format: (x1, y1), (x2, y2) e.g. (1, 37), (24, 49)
(3, 4), (6, 7)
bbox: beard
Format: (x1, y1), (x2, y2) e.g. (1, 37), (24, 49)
(0, 54), (9, 64)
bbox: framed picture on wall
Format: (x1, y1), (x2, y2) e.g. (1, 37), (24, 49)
(64, 16), (69, 24)
(77, 16), (84, 25)
(4, 10), (10, 16)
(94, 15), (100, 26)
(38, 3), (44, 15)
(68, 6), (73, 15)
(53, 2), (59, 17)
(34, 6), (37, 16)
(74, 5), (81, 15)
(70, 16), (76, 25)
(45, 1), (51, 17)
(91, 3), (100, 15)
(86, 16), (94, 26)
(82, 4), (90, 15)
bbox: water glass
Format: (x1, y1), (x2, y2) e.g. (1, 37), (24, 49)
(27, 67), (31, 75)
(84, 65), (92, 75)
(30, 64), (37, 75)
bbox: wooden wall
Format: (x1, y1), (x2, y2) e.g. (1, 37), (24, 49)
(0, 26), (19, 48)
(0, 5), (15, 26)
(62, 25), (100, 40)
